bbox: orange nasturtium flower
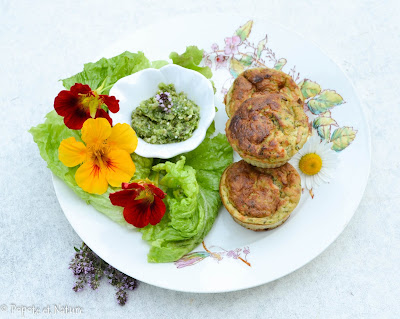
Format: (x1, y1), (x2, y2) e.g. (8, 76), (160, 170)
(58, 118), (138, 194)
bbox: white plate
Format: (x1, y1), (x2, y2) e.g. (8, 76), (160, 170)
(53, 15), (371, 293)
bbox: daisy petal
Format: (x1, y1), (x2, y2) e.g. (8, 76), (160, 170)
(305, 176), (313, 190)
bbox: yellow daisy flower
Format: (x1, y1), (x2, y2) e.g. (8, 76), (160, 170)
(58, 118), (138, 194)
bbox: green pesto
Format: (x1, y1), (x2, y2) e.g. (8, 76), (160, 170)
(131, 83), (200, 144)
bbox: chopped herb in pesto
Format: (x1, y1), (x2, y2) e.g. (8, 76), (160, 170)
(131, 83), (200, 144)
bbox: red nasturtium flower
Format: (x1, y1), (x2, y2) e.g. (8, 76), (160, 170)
(54, 83), (119, 130)
(109, 181), (167, 228)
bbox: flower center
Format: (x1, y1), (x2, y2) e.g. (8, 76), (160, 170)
(88, 143), (109, 166)
(79, 92), (102, 118)
(135, 188), (154, 204)
(299, 153), (322, 175)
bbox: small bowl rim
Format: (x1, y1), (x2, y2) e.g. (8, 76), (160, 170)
(109, 64), (215, 159)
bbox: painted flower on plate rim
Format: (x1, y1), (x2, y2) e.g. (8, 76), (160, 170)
(224, 36), (241, 55)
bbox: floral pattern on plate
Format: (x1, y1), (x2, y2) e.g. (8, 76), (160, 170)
(202, 20), (357, 152)
(175, 242), (251, 268)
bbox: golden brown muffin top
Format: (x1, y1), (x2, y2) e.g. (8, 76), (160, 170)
(224, 67), (304, 117)
(226, 94), (309, 161)
(225, 161), (301, 218)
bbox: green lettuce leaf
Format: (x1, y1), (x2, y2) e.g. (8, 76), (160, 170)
(169, 46), (212, 79)
(31, 48), (233, 263)
(62, 51), (151, 93)
(151, 60), (169, 69)
(29, 111), (128, 225)
(140, 157), (219, 263)
(140, 130), (233, 262)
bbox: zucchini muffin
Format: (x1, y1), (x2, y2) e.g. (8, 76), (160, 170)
(226, 94), (310, 168)
(220, 160), (301, 231)
(224, 67), (304, 118)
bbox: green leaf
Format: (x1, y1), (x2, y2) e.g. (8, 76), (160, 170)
(229, 58), (245, 78)
(313, 116), (338, 141)
(239, 53), (253, 66)
(138, 124), (232, 263)
(29, 111), (127, 225)
(151, 60), (169, 69)
(256, 36), (267, 58)
(131, 153), (153, 179)
(62, 51), (151, 94)
(307, 90), (344, 114)
(317, 126), (331, 141)
(313, 116), (338, 128)
(300, 79), (321, 99)
(236, 20), (253, 41)
(273, 58), (287, 71)
(169, 46), (212, 79)
(331, 127), (357, 151)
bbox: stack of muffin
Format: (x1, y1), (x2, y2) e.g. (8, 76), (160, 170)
(220, 67), (310, 231)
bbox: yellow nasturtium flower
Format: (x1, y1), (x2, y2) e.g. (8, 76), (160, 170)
(58, 118), (138, 195)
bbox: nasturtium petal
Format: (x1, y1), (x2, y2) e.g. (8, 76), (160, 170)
(109, 189), (137, 207)
(108, 123), (138, 153)
(58, 137), (87, 167)
(331, 127), (357, 152)
(123, 199), (151, 228)
(105, 149), (136, 188)
(75, 160), (108, 195)
(81, 118), (112, 145)
(307, 90), (344, 114)
(99, 95), (119, 113)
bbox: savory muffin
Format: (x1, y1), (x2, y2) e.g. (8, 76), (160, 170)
(226, 94), (310, 168)
(220, 160), (301, 231)
(224, 67), (304, 118)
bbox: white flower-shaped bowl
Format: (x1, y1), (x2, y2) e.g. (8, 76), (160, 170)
(109, 64), (215, 159)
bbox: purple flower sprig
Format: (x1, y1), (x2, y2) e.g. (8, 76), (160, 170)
(155, 91), (173, 113)
(70, 243), (137, 306)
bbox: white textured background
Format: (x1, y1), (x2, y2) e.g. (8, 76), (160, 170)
(1, 1), (399, 318)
